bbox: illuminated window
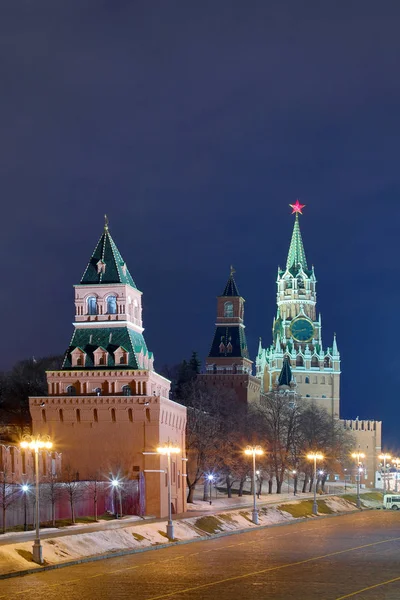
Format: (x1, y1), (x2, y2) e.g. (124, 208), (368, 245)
(107, 295), (117, 314)
(87, 296), (97, 315)
(224, 302), (233, 318)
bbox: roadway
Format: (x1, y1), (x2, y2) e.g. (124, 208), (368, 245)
(0, 510), (399, 599)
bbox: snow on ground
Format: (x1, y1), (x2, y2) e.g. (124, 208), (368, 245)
(0, 495), (363, 575)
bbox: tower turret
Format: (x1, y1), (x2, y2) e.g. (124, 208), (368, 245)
(200, 268), (260, 404)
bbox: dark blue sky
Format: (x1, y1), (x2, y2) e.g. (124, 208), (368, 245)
(1, 2), (399, 445)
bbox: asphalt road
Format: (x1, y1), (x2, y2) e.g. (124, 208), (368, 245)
(1, 511), (399, 599)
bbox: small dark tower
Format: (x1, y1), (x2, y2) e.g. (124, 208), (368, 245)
(198, 267), (260, 404)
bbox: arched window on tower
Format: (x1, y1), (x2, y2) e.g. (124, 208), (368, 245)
(305, 376), (310, 384)
(324, 357), (331, 368)
(67, 385), (76, 396)
(87, 296), (97, 315)
(296, 355), (304, 367)
(122, 385), (131, 396)
(107, 295), (117, 314)
(311, 356), (319, 367)
(111, 408), (116, 422)
(297, 277), (305, 289)
(224, 302), (234, 318)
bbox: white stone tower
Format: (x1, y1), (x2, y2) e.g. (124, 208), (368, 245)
(255, 201), (341, 418)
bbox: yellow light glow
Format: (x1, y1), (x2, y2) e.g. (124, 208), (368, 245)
(379, 453), (392, 460)
(157, 445), (180, 455)
(307, 453), (324, 460)
(244, 446), (263, 456)
(351, 452), (365, 459)
(20, 436), (53, 451)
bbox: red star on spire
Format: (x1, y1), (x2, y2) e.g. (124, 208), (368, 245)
(289, 199), (305, 214)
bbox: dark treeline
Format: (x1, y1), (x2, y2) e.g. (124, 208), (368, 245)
(0, 355), (63, 442)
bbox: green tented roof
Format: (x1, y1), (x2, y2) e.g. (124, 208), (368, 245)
(221, 273), (240, 297)
(80, 223), (137, 287)
(286, 213), (308, 273)
(208, 326), (249, 359)
(278, 356), (292, 387)
(62, 327), (150, 370)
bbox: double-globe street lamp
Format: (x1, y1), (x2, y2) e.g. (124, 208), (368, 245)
(351, 451), (365, 508)
(379, 453), (392, 493)
(20, 435), (53, 564)
(307, 452), (324, 516)
(244, 445), (264, 525)
(157, 442), (180, 540)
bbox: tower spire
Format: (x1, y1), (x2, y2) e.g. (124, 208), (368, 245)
(222, 266), (240, 297)
(286, 204), (308, 272)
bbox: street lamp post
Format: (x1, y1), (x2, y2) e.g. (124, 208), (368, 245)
(307, 453), (324, 516)
(207, 474), (214, 505)
(111, 479), (122, 518)
(344, 469), (347, 492)
(157, 442), (180, 539)
(20, 435), (53, 564)
(392, 459), (400, 493)
(244, 445), (263, 525)
(379, 453), (391, 493)
(292, 470), (297, 496)
(21, 484), (29, 531)
(351, 451), (366, 508)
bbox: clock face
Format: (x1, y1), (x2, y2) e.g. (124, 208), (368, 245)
(290, 318), (314, 342)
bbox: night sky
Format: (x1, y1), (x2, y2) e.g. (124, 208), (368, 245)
(1, 2), (399, 446)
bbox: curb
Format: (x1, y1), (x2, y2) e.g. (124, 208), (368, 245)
(0, 507), (371, 581)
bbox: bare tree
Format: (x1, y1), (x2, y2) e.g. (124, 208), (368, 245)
(0, 469), (19, 533)
(296, 402), (355, 492)
(62, 465), (84, 524)
(253, 391), (301, 493)
(85, 473), (101, 521)
(183, 380), (240, 502)
(42, 473), (63, 527)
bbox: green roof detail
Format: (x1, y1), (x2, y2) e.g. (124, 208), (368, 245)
(286, 213), (308, 273)
(62, 327), (150, 370)
(80, 221), (136, 287)
(278, 356), (292, 387)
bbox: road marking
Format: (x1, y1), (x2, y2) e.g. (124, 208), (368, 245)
(336, 575), (400, 599)
(145, 535), (400, 600)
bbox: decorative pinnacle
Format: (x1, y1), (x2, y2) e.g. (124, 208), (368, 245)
(289, 199), (305, 214)
(104, 214), (109, 230)
(230, 265), (236, 276)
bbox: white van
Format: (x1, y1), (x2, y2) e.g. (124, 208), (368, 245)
(383, 494), (400, 510)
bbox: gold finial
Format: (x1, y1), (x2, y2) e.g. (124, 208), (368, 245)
(104, 214), (109, 230)
(230, 265), (236, 276)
